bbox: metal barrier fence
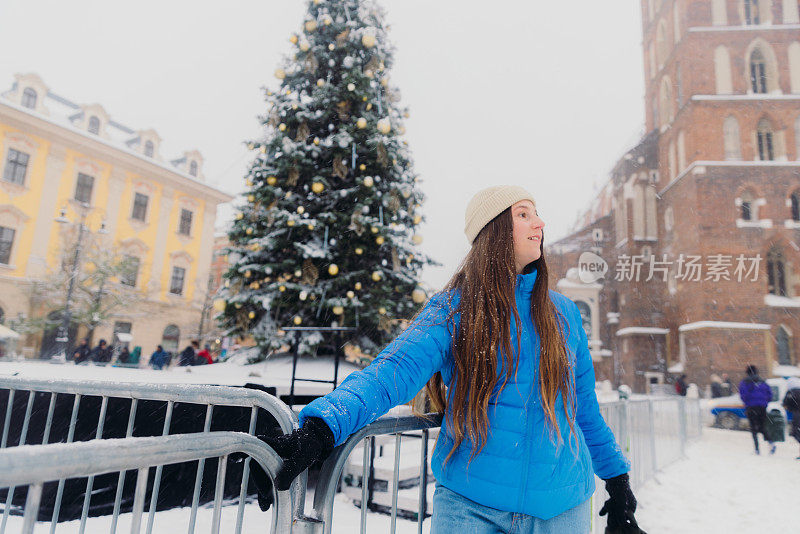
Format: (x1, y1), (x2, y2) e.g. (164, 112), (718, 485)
(0, 376), (702, 534)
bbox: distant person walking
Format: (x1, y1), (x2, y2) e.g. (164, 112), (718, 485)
(73, 338), (90, 364)
(739, 365), (775, 455)
(782, 376), (800, 460)
(675, 374), (688, 396)
(178, 340), (199, 366)
(149, 345), (169, 370)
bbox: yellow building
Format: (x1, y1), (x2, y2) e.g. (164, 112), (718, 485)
(0, 73), (233, 360)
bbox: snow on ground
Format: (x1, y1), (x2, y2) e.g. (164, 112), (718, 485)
(635, 427), (800, 533)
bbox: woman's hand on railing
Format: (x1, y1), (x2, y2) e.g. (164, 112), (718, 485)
(253, 417), (336, 491)
(599, 473), (647, 534)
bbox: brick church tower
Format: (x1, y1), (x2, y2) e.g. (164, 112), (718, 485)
(547, 0), (800, 393)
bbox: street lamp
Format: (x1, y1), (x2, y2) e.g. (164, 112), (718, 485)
(53, 202), (108, 360)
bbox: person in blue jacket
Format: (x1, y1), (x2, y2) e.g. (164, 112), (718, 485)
(739, 364), (775, 455)
(260, 186), (643, 533)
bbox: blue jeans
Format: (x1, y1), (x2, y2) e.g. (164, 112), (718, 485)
(430, 483), (591, 534)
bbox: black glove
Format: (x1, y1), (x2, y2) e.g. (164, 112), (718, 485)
(251, 417), (335, 493)
(599, 473), (646, 534)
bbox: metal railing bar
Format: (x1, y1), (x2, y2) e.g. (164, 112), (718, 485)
(1, 391), (35, 533)
(359, 438), (369, 534)
(0, 389), (14, 449)
(79, 395), (109, 534)
(417, 429), (428, 534)
(43, 392), (58, 445)
(234, 406), (258, 534)
(145, 400), (174, 534)
(110, 398), (139, 534)
(130, 467), (149, 534)
(187, 405), (214, 534)
(50, 393), (82, 533)
(210, 454), (228, 534)
(21, 483), (43, 534)
(390, 434), (401, 534)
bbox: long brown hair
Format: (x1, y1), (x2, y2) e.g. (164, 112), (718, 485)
(424, 207), (576, 465)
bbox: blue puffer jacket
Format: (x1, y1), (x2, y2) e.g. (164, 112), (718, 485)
(739, 377), (772, 407)
(300, 268), (630, 519)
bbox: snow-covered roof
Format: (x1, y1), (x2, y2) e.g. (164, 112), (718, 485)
(616, 327), (670, 336)
(678, 321), (771, 332)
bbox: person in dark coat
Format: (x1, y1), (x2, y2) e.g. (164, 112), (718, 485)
(89, 339), (112, 364)
(117, 346), (131, 364)
(675, 374), (688, 396)
(739, 364), (775, 455)
(72, 338), (90, 364)
(178, 340), (199, 366)
(782, 377), (800, 460)
(150, 345), (169, 370)
(721, 373), (734, 396)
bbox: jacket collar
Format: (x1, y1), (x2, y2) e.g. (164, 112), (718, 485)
(515, 266), (538, 296)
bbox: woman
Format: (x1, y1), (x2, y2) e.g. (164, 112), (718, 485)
(261, 186), (643, 533)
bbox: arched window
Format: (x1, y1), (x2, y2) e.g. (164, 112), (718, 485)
(659, 78), (673, 126)
(724, 116), (742, 160)
(740, 190), (755, 220)
(162, 324), (180, 354)
(21, 88), (37, 109)
(767, 248), (787, 296)
(144, 140), (154, 158)
(189, 160), (198, 177)
(656, 21), (669, 68)
(714, 46), (733, 94)
(757, 118), (774, 161)
(777, 325), (794, 365)
(789, 42), (800, 94)
(791, 191), (800, 221)
(576, 301), (592, 340)
(88, 116), (100, 135)
(744, 0), (760, 24)
(750, 49), (768, 93)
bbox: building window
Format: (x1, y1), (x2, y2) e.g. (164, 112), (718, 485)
(757, 118), (774, 161)
(74, 173), (94, 204)
(178, 209), (193, 236)
(576, 301), (592, 340)
(767, 248), (787, 296)
(144, 140), (154, 158)
(0, 226), (15, 265)
(777, 326), (793, 365)
(169, 266), (186, 295)
(121, 256), (140, 287)
(131, 192), (149, 222)
(189, 160), (198, 177)
(88, 116), (100, 135)
(675, 63), (683, 107)
(3, 149), (30, 185)
(162, 324), (180, 354)
(741, 197), (753, 220)
(750, 49), (768, 93)
(744, 0), (760, 24)
(21, 88), (37, 109)
(792, 192), (800, 221)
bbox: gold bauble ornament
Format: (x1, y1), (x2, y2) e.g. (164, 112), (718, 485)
(413, 215), (422, 224)
(246, 227), (253, 235)
(260, 146), (266, 154)
(287, 220), (296, 227)
(235, 302), (242, 308)
(322, 15), (333, 25)
(366, 103), (373, 111)
(245, 270), (252, 278)
(355, 282), (363, 290)
(317, 79), (325, 87)
(328, 43), (335, 51)
(364, 69), (374, 79)
(291, 104), (298, 110)
(371, 226), (378, 234)
(225, 280), (230, 287)
(299, 40), (310, 52)
(412, 288), (426, 304)
(375, 236), (385, 245)
(250, 282), (260, 289)
(294, 269), (302, 277)
(279, 285), (286, 292)
(297, 206), (305, 214)
(248, 311), (256, 319)
(361, 33), (377, 48)
(399, 126), (406, 135)
(267, 176), (277, 185)
(285, 191), (292, 198)
(293, 315), (303, 325)
(333, 305), (344, 315)
(347, 291), (355, 299)
(312, 182), (324, 193)
(289, 34), (298, 44)
(362, 96), (368, 102)
(359, 164), (366, 171)
(356, 117), (367, 129)
(213, 299), (226, 312)
(304, 20), (318, 32)
(299, 290), (308, 301)
(313, 137), (321, 146)
(235, 213), (244, 220)
(307, 224), (315, 230)
(363, 176), (374, 187)
(247, 195), (255, 202)
(328, 264), (339, 276)
(412, 234), (423, 245)
(275, 68), (286, 79)
(376, 118), (391, 134)
(246, 179), (253, 187)
(371, 271), (382, 281)
(278, 123), (287, 132)
(402, 189), (411, 199)
(378, 307), (387, 315)
(355, 247), (363, 255)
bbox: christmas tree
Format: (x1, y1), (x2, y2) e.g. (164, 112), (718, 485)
(218, 0), (437, 358)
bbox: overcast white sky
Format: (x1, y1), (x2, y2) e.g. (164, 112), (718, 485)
(0, 0), (645, 289)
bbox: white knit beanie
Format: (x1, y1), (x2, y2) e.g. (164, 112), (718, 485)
(464, 185), (536, 244)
